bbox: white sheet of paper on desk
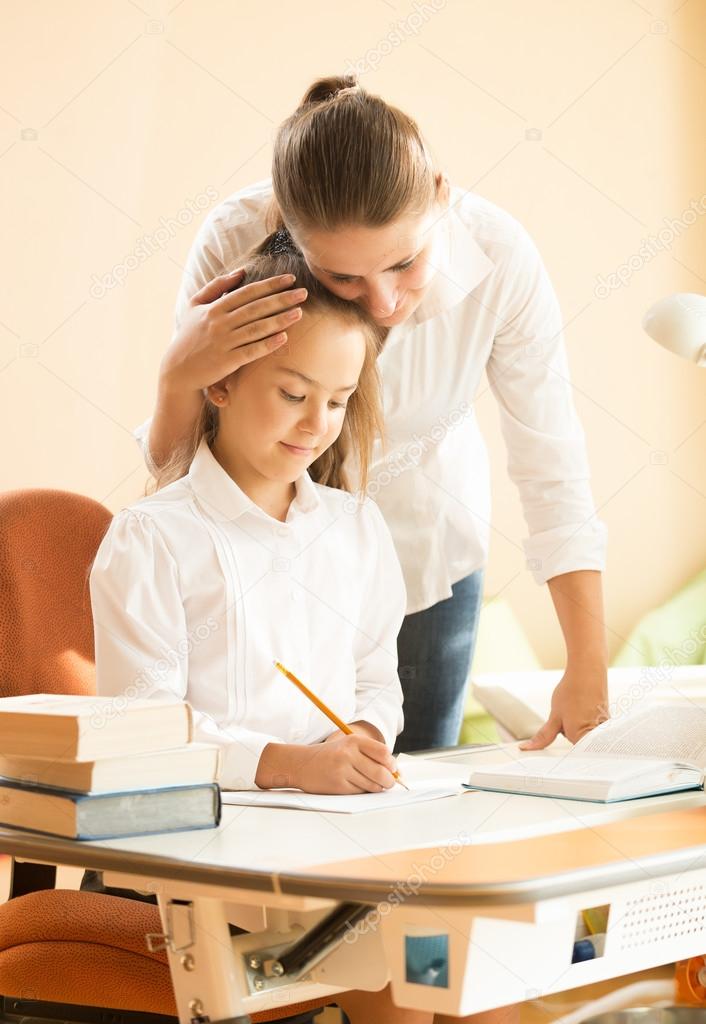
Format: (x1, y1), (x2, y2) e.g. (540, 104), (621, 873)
(222, 758), (467, 813)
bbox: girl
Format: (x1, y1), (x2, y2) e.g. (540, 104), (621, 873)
(91, 231), (407, 797)
(140, 76), (609, 761)
(91, 233), (440, 1024)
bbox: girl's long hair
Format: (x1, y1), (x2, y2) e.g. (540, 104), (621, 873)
(150, 230), (385, 495)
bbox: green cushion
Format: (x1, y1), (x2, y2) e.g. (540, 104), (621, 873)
(613, 568), (706, 667)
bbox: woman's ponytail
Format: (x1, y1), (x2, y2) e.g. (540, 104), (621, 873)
(273, 74), (438, 233)
(298, 74), (362, 107)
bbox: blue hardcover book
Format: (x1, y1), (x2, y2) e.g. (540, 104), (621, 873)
(0, 778), (221, 840)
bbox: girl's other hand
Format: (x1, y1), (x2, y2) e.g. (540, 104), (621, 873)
(160, 269), (308, 396)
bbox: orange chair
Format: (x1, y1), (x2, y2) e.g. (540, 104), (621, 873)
(0, 488), (340, 1023)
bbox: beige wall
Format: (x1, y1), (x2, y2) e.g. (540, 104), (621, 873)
(2, 0), (704, 667)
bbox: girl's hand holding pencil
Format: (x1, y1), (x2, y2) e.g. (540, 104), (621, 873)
(295, 732), (400, 795)
(255, 730), (400, 795)
(252, 661), (408, 795)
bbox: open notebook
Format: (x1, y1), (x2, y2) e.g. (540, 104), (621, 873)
(222, 756), (468, 813)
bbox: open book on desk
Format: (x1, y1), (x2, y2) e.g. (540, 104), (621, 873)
(222, 757), (468, 813)
(465, 704), (706, 803)
(472, 666), (706, 741)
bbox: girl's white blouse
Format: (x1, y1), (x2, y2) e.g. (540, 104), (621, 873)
(136, 179), (607, 615)
(90, 440), (406, 789)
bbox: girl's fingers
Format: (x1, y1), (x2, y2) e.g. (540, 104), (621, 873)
(356, 735), (397, 771)
(228, 306), (303, 345)
(347, 767), (381, 794)
(354, 753), (395, 791)
(192, 268), (245, 305)
(219, 273), (297, 312)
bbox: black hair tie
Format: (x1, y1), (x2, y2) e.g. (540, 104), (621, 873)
(267, 228), (299, 256)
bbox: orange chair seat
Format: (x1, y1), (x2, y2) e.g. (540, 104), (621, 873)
(0, 890), (340, 1021)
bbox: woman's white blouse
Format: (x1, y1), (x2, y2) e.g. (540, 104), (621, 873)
(136, 179), (606, 615)
(90, 440), (406, 789)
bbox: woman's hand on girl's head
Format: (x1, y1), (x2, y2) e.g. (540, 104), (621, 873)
(160, 269), (308, 396)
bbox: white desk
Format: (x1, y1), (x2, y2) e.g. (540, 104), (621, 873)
(1, 745), (705, 1023)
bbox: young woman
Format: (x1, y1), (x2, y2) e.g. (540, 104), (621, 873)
(139, 75), (609, 759)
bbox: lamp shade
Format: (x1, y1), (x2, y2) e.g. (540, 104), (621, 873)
(642, 293), (706, 366)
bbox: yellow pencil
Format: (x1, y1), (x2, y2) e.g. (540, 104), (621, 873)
(273, 660), (409, 791)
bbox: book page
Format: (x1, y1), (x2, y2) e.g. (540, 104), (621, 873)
(0, 694), (182, 715)
(575, 705), (706, 767)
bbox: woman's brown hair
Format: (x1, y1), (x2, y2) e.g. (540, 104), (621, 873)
(270, 74), (441, 234)
(150, 229), (385, 496)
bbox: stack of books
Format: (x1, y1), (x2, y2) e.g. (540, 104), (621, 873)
(0, 694), (221, 839)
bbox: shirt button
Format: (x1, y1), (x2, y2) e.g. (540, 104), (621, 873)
(277, 525), (290, 537)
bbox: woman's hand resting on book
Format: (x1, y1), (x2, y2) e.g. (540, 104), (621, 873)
(519, 663), (610, 750)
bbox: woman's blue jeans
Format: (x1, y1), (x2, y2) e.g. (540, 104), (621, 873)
(395, 570), (484, 753)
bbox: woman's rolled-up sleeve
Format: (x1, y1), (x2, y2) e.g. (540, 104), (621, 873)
(486, 226), (607, 584)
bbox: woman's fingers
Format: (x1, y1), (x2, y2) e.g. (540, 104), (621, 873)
(519, 716), (561, 751)
(218, 273), (297, 312)
(221, 333), (289, 375)
(225, 286), (308, 330)
(192, 268), (245, 305)
(227, 306), (303, 349)
(166, 271), (305, 394)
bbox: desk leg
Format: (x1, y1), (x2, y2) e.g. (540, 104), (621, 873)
(156, 893), (251, 1024)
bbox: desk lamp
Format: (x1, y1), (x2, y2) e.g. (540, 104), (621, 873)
(642, 292), (706, 366)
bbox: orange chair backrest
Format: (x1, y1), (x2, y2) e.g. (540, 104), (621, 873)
(0, 489), (113, 699)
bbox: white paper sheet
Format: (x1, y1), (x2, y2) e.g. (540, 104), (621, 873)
(222, 756), (468, 813)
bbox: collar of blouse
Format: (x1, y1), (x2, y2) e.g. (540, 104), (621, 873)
(186, 439), (321, 525)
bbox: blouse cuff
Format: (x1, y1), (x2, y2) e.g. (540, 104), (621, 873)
(524, 518), (607, 584)
(214, 731), (282, 791)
